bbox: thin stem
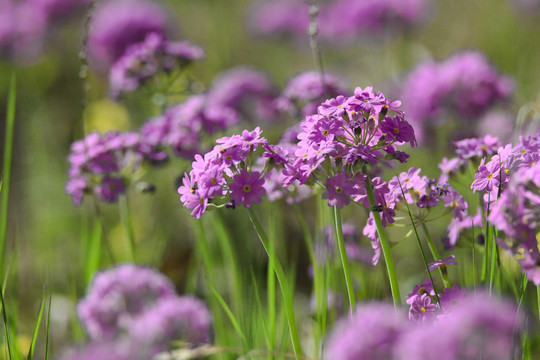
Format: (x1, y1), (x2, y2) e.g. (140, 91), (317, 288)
(421, 222), (451, 288)
(246, 208), (303, 358)
(365, 177), (401, 307)
(307, 1), (326, 95)
(332, 206), (356, 314)
(118, 195), (136, 262)
(0, 73), (16, 272)
(395, 179), (441, 307)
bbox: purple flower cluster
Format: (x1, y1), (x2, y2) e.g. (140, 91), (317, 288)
(401, 51), (513, 142)
(0, 0), (88, 61)
(66, 131), (145, 205)
(325, 292), (523, 360)
(483, 133), (540, 283)
(178, 128), (270, 218)
(110, 33), (204, 99)
(248, 0), (430, 42)
(88, 0), (204, 98)
(75, 264), (211, 358)
(88, 0), (169, 70)
(178, 86), (416, 219)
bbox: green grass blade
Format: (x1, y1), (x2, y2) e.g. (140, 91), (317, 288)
(207, 282), (247, 345)
(0, 287), (14, 360)
(44, 294), (52, 360)
(84, 220), (102, 287)
(27, 286), (46, 360)
(0, 73), (16, 272)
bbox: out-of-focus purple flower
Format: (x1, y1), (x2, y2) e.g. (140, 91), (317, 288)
(130, 296), (212, 347)
(401, 51), (513, 143)
(324, 303), (407, 360)
(397, 292), (523, 360)
(426, 255), (457, 272)
(438, 284), (465, 310)
(77, 264), (178, 340)
(109, 33), (204, 99)
(207, 66), (279, 121)
(277, 71), (349, 116)
(31, 0), (89, 20)
(0, 1), (47, 61)
(66, 131), (146, 205)
(59, 338), (158, 360)
(248, 0), (431, 42)
(88, 0), (169, 70)
(247, 0), (309, 38)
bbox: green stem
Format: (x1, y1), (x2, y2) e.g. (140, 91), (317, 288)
(489, 226), (499, 295)
(246, 208), (303, 358)
(119, 195), (136, 262)
(0, 73), (16, 272)
(421, 222), (451, 288)
(294, 204), (323, 355)
(365, 178), (401, 307)
(332, 206), (356, 314)
(537, 286), (540, 320)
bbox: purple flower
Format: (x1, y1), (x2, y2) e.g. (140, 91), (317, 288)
(401, 51), (513, 143)
(77, 264), (178, 340)
(66, 132), (143, 205)
(94, 176), (126, 203)
(229, 170), (266, 208)
(277, 71), (349, 116)
(438, 284), (465, 309)
(207, 66), (278, 121)
(397, 292), (523, 360)
(0, 1), (47, 62)
(407, 278), (436, 305)
(408, 293), (439, 322)
(426, 255), (458, 272)
(380, 115), (417, 147)
(130, 296), (212, 347)
(322, 173), (355, 208)
(324, 303), (407, 360)
(416, 193), (439, 208)
(471, 158), (502, 192)
(88, 0), (169, 70)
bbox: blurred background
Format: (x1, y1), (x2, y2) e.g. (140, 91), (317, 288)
(1, 0), (540, 357)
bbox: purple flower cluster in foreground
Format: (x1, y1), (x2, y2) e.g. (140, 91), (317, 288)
(325, 292), (523, 360)
(67, 264), (212, 360)
(248, 0), (431, 42)
(179, 86), (417, 219)
(401, 51), (513, 142)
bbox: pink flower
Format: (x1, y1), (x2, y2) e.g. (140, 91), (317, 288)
(229, 170), (266, 208)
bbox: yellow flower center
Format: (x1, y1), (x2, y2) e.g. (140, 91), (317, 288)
(322, 129), (330, 136)
(504, 168), (510, 175)
(211, 178), (217, 185)
(421, 307), (426, 313)
(451, 201), (458, 208)
(393, 127), (400, 135)
(488, 173), (493, 179)
(243, 185), (251, 193)
(335, 186), (343, 193)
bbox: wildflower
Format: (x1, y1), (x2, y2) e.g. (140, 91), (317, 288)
(324, 303), (407, 360)
(322, 173), (355, 208)
(379, 115), (417, 147)
(406, 278), (436, 305)
(397, 292), (523, 360)
(471, 158), (501, 192)
(408, 293), (438, 322)
(229, 170), (266, 208)
(77, 264), (178, 340)
(438, 284), (464, 309)
(426, 255), (458, 272)
(88, 0), (168, 69)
